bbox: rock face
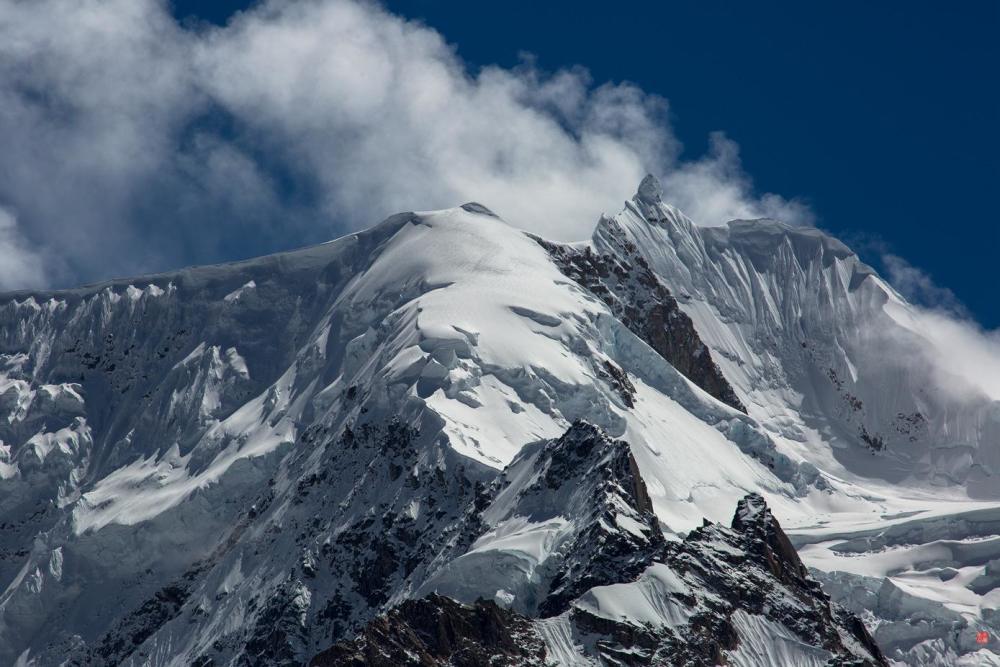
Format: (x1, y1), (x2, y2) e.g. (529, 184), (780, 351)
(648, 494), (886, 666)
(311, 479), (886, 667)
(305, 420), (884, 667)
(564, 491), (887, 666)
(535, 234), (746, 413)
(414, 421), (667, 622)
(534, 423), (664, 617)
(309, 594), (547, 667)
(1, 180), (996, 666)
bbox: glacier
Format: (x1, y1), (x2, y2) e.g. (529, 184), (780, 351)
(0, 178), (996, 666)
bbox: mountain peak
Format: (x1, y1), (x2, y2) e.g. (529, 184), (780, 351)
(727, 493), (812, 586)
(731, 492), (769, 530)
(635, 173), (663, 204)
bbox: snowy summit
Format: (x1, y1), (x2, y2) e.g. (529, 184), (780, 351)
(0, 178), (997, 666)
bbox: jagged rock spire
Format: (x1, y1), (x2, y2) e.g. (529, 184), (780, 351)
(320, 489), (889, 667)
(731, 492), (770, 531)
(730, 493), (810, 583)
(635, 173), (663, 204)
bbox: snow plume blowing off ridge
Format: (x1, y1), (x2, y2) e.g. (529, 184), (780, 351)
(0, 0), (810, 292)
(876, 253), (1000, 401)
(2, 1), (995, 418)
(880, 283), (1000, 403)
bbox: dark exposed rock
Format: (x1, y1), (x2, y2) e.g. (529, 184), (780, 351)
(411, 421), (666, 621)
(82, 564), (206, 666)
(859, 425), (886, 453)
(534, 422), (665, 616)
(309, 594), (547, 667)
(308, 422), (885, 667)
(295, 418), (494, 648)
(240, 579), (312, 667)
(573, 492), (888, 666)
(599, 359), (636, 408)
(534, 235), (746, 413)
(309, 490), (886, 667)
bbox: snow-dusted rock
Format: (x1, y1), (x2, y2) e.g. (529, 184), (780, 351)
(326, 487), (887, 666)
(419, 421), (666, 617)
(0, 178), (997, 665)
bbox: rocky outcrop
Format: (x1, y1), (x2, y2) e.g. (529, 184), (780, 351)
(667, 494), (885, 664)
(283, 419), (489, 647)
(530, 422), (667, 616)
(534, 234), (746, 413)
(309, 594), (547, 667)
(566, 493), (888, 666)
(240, 578), (313, 667)
(85, 570), (202, 666)
(414, 421), (667, 620)
(310, 422), (886, 666)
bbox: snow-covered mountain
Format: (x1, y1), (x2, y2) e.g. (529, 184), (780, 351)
(0, 177), (996, 666)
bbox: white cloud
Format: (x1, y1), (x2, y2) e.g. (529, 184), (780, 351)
(0, 206), (45, 290)
(1, 0), (995, 409)
(663, 132), (815, 227)
(194, 0), (680, 240)
(0, 0), (811, 289)
(911, 308), (1000, 401)
(882, 253), (970, 319)
(874, 253), (1000, 402)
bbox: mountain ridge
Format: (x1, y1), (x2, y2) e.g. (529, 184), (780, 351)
(0, 179), (997, 666)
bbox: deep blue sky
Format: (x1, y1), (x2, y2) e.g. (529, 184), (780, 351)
(174, 1), (998, 327)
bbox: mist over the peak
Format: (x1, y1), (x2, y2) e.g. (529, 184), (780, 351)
(3, 0), (994, 402)
(0, 0), (808, 292)
(878, 257), (1000, 403)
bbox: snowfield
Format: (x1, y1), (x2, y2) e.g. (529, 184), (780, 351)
(0, 179), (996, 665)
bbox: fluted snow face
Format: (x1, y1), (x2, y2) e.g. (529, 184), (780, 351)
(0, 205), (799, 665)
(0, 188), (995, 666)
(595, 192), (999, 495)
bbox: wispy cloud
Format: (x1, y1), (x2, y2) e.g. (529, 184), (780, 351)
(0, 206), (44, 290)
(909, 308), (1000, 401)
(663, 132), (815, 228)
(2, 1), (995, 420)
(881, 253), (970, 319)
(873, 252), (1000, 401)
(0, 0), (810, 290)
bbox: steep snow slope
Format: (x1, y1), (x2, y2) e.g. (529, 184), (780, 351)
(0, 202), (822, 665)
(595, 176), (1000, 494)
(582, 176), (1000, 665)
(0, 180), (995, 666)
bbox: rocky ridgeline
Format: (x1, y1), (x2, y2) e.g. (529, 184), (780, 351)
(312, 423), (887, 667)
(309, 594), (547, 667)
(5, 181), (972, 665)
(534, 235), (746, 414)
